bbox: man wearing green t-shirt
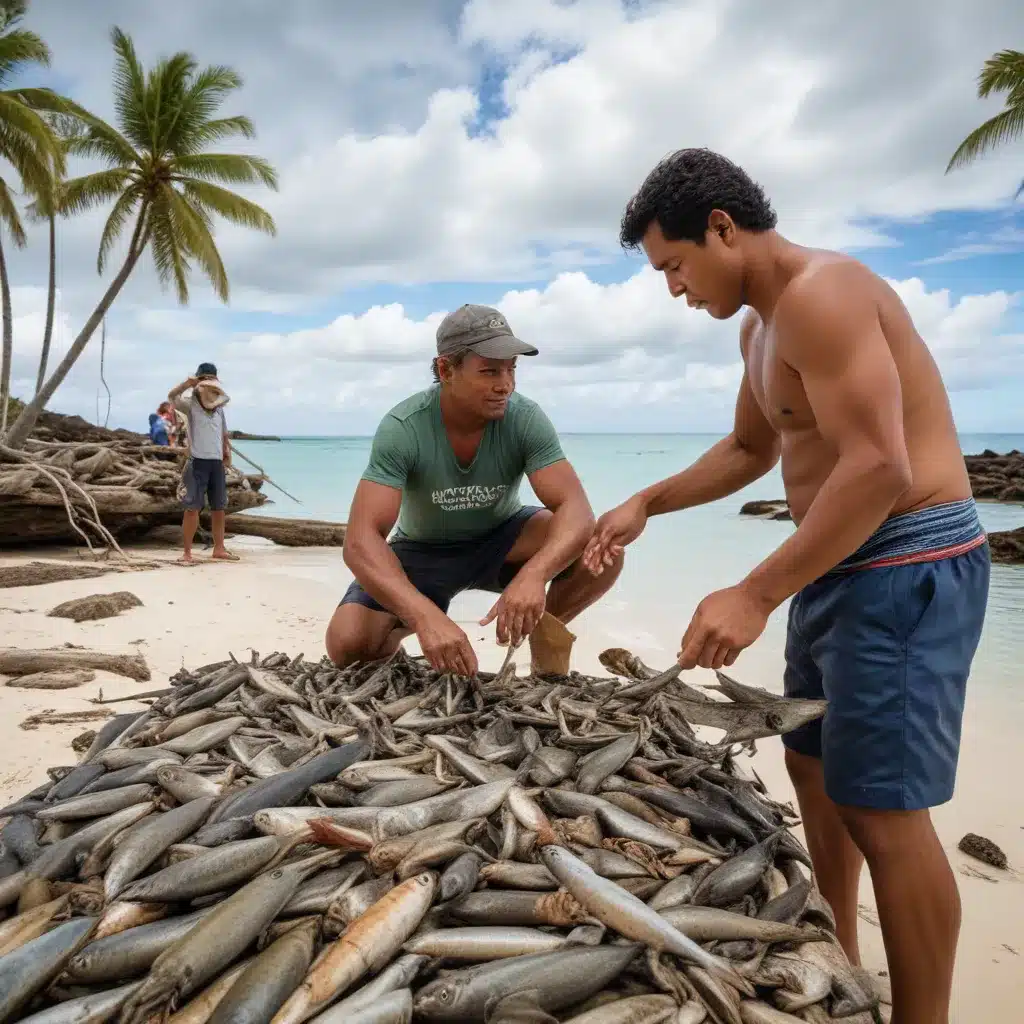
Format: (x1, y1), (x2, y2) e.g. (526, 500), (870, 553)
(326, 304), (622, 676)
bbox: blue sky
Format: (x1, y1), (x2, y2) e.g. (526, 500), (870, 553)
(4, 0), (1023, 436)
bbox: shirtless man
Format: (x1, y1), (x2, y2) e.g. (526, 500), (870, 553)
(584, 149), (989, 1024)
(326, 304), (622, 676)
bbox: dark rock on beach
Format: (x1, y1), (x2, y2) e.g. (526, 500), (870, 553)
(958, 832), (1009, 870)
(964, 449), (1024, 503)
(739, 499), (792, 521)
(987, 528), (1024, 566)
(740, 451), (1024, 563)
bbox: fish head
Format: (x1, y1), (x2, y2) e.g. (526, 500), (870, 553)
(410, 870), (440, 902)
(537, 842), (567, 874)
(413, 974), (469, 1019)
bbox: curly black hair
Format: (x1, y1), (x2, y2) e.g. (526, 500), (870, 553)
(619, 148), (777, 250)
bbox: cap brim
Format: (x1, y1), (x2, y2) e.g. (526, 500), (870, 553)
(468, 335), (539, 358)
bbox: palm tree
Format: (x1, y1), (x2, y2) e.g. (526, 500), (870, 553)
(947, 48), (1024, 195)
(0, 0), (64, 435)
(5, 26), (278, 449)
(26, 112), (80, 395)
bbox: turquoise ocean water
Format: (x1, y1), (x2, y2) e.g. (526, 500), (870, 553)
(235, 433), (1024, 708)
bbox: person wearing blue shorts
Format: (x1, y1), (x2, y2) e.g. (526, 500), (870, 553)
(586, 149), (990, 1024)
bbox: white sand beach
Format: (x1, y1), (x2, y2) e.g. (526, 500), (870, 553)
(0, 540), (1021, 1022)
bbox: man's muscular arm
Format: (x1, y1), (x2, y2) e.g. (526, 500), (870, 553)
(583, 313), (779, 574)
(741, 265), (912, 611)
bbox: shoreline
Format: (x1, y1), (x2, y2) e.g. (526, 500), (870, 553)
(0, 540), (1020, 1022)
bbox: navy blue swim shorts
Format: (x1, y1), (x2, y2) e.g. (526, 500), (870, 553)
(340, 506), (572, 617)
(182, 457), (227, 512)
(783, 498), (990, 811)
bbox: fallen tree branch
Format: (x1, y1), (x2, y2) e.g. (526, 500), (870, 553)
(0, 562), (112, 589)
(20, 708), (115, 730)
(0, 647), (151, 681)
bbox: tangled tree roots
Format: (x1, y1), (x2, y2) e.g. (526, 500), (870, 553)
(0, 434), (267, 548)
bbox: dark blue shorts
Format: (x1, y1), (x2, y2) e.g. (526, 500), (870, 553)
(783, 532), (990, 811)
(182, 458), (227, 512)
(341, 506), (571, 618)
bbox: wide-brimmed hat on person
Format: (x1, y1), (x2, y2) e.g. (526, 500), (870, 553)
(192, 361), (229, 410)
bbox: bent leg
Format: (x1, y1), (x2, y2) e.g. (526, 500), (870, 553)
(839, 805), (959, 1024)
(785, 748), (864, 964)
(325, 601), (409, 668)
(498, 508), (624, 621)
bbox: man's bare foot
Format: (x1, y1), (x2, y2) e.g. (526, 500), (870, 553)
(176, 554), (197, 565)
(211, 549), (240, 562)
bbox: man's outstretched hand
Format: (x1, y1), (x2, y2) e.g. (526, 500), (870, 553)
(582, 494), (648, 575)
(416, 608), (479, 677)
(677, 583), (773, 670)
(480, 567), (546, 650)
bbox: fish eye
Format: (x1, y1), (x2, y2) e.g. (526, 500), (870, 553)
(440, 991), (450, 1002)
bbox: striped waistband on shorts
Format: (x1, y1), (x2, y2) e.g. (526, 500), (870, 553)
(828, 497), (987, 576)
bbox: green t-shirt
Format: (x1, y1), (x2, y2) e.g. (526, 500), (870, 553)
(362, 387), (566, 543)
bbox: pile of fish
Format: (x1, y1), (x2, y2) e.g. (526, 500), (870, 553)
(0, 646), (883, 1024)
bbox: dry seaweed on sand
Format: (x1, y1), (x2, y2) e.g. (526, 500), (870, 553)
(19, 708), (115, 730)
(47, 592), (143, 623)
(0, 645), (872, 1024)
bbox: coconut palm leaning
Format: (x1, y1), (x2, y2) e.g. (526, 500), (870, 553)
(5, 25), (278, 449)
(947, 48), (1024, 196)
(0, 0), (65, 435)
(25, 112), (77, 396)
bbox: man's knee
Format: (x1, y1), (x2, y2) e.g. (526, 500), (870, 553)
(836, 804), (931, 861)
(325, 606), (366, 667)
(325, 603), (394, 667)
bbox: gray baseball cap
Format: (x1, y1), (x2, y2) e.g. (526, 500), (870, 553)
(435, 304), (538, 359)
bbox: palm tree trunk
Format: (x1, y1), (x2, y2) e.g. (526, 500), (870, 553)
(0, 231), (13, 437)
(34, 210), (56, 395)
(5, 207), (149, 450)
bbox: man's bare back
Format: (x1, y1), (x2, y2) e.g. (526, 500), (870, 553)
(741, 249), (972, 524)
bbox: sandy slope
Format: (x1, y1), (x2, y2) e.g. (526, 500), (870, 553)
(0, 540), (1020, 1021)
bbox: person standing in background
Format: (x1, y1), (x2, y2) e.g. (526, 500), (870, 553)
(168, 362), (239, 564)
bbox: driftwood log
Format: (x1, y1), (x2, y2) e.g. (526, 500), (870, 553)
(0, 561), (114, 589)
(0, 648), (150, 681)
(0, 430), (268, 547)
(213, 513), (346, 547)
(2, 669), (97, 689)
(21, 709), (114, 730)
(48, 591), (143, 622)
